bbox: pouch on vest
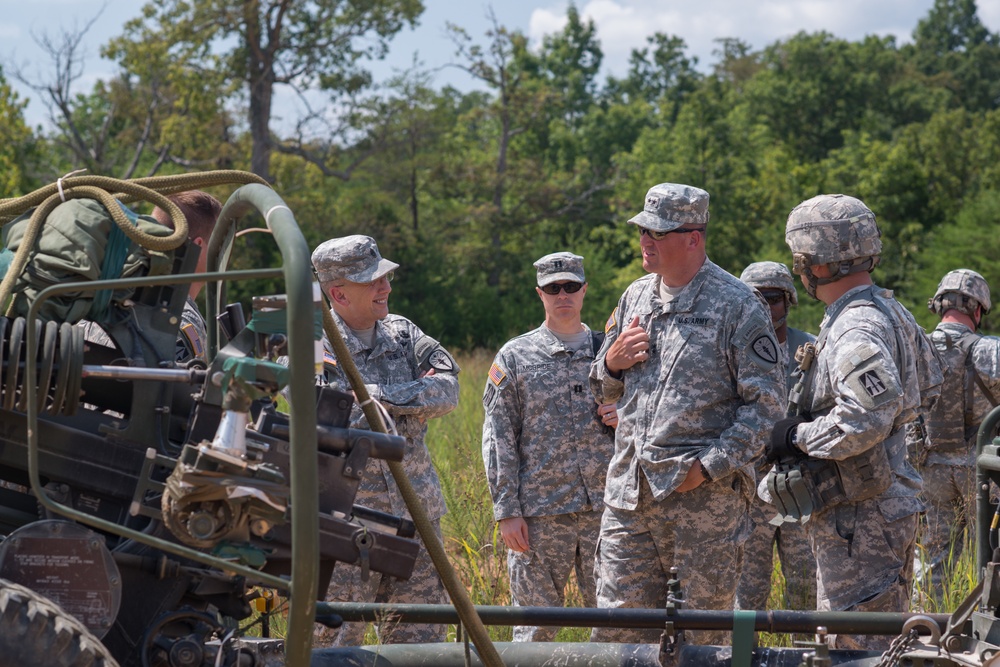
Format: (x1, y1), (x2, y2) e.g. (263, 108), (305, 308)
(834, 438), (893, 503)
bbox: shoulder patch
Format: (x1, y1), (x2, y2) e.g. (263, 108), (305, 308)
(735, 306), (779, 370)
(176, 322), (204, 362)
(488, 362), (507, 387)
(752, 335), (779, 365)
(483, 383), (499, 410)
(605, 307), (618, 334)
(841, 344), (901, 410)
(428, 348), (456, 372)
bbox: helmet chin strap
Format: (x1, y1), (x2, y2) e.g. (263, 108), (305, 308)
(799, 256), (880, 300)
(772, 314), (788, 329)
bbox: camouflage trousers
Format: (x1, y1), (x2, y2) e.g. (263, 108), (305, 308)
(591, 473), (749, 645)
(508, 510), (602, 642)
(808, 500), (917, 651)
(736, 499), (816, 611)
(313, 519), (448, 647)
(914, 463), (974, 603)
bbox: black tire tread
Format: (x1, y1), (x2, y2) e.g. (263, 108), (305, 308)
(0, 577), (119, 667)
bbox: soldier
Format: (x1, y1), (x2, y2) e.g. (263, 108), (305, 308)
(737, 261), (817, 612)
(151, 191), (222, 364)
(482, 251), (617, 642)
(589, 182), (785, 645)
(311, 235), (460, 646)
(917, 269), (1000, 602)
(767, 194), (930, 650)
(80, 190), (221, 364)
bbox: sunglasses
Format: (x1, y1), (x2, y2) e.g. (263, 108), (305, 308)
(539, 282), (584, 295)
(639, 227), (704, 240)
(760, 291), (786, 305)
(359, 271), (394, 286)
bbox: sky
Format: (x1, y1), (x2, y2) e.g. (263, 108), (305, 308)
(2, 0), (999, 129)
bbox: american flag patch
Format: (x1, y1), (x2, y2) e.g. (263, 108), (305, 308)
(605, 307), (618, 334)
(323, 350), (338, 366)
(488, 363), (506, 386)
(180, 323), (204, 356)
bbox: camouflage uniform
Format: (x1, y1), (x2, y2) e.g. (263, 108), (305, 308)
(313, 309), (459, 646)
(917, 270), (1000, 598)
(483, 322), (612, 641)
(780, 195), (933, 651)
(310, 235), (460, 646)
(737, 261), (817, 612)
(795, 288), (924, 630)
(590, 259), (785, 645)
(738, 327), (817, 611)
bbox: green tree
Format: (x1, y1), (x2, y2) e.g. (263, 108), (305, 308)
(605, 32), (701, 117)
(908, 0), (1000, 111)
(108, 0), (423, 181)
(0, 68), (34, 196)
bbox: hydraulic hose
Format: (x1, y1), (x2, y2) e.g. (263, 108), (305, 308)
(0, 170), (269, 317)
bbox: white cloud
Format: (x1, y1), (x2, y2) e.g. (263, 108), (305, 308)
(519, 0), (994, 76)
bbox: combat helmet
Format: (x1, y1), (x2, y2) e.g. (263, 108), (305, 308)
(785, 194), (882, 299)
(928, 269), (991, 324)
(739, 261), (798, 307)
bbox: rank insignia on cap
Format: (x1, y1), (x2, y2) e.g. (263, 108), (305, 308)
(605, 307), (618, 334)
(488, 362), (506, 386)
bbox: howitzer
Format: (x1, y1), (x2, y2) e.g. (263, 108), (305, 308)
(0, 175), (422, 666)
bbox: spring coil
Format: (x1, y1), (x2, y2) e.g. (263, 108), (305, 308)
(0, 316), (83, 416)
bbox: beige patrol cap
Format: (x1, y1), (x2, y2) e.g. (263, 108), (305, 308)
(534, 251), (585, 287)
(312, 235), (399, 283)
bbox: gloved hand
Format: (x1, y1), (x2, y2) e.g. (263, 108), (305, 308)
(766, 416), (807, 462)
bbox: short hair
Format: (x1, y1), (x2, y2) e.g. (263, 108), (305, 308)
(152, 191), (223, 243)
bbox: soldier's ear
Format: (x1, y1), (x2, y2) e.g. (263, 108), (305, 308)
(328, 284), (350, 308)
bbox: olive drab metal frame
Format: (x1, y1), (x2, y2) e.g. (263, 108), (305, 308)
(23, 184), (320, 666)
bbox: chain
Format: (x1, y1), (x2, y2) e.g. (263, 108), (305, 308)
(875, 628), (919, 667)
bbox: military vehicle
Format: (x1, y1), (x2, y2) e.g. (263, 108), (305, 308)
(3, 171), (1000, 667)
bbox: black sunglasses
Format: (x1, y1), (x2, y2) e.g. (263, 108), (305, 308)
(540, 282), (584, 295)
(760, 291), (786, 305)
(639, 226), (704, 240)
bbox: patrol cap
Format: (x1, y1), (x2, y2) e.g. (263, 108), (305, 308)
(534, 251), (585, 287)
(627, 183), (709, 232)
(312, 235), (399, 284)
(739, 261), (798, 306)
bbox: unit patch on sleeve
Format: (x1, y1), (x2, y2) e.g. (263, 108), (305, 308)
(751, 335), (779, 365)
(858, 370), (888, 398)
(483, 383), (498, 409)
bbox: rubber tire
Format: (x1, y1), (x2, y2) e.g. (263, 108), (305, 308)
(0, 577), (119, 667)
